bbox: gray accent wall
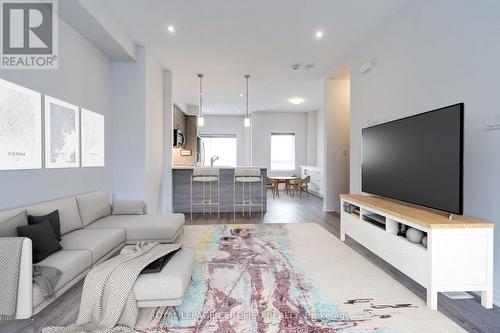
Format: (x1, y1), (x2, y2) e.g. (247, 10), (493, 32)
(112, 49), (147, 203)
(112, 47), (165, 213)
(0, 18), (113, 210)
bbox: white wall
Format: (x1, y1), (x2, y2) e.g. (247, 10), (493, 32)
(316, 107), (325, 168)
(306, 111), (317, 166)
(348, 0), (500, 303)
(199, 115), (251, 166)
(198, 113), (312, 174)
(252, 112), (308, 176)
(161, 70), (174, 212)
(324, 78), (350, 211)
(0, 18), (113, 209)
(145, 52), (164, 213)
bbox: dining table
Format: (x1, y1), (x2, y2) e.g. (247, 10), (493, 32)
(269, 176), (300, 196)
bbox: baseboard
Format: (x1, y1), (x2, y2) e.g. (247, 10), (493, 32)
(471, 289), (500, 307)
(322, 202), (339, 212)
(307, 191), (324, 199)
(494, 288), (500, 307)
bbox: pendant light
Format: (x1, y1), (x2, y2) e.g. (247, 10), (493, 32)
(197, 73), (204, 127)
(244, 74), (251, 127)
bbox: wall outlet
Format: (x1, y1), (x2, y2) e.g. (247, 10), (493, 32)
(485, 115), (500, 130)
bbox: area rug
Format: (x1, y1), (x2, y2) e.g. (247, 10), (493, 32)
(135, 223), (464, 332)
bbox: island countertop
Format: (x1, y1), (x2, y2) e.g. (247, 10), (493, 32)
(172, 167), (267, 214)
(172, 165), (267, 169)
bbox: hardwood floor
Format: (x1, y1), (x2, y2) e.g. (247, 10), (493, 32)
(187, 191), (338, 226)
(2, 192), (499, 333)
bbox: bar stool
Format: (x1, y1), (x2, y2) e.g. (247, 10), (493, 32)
(233, 168), (264, 220)
(190, 167), (220, 220)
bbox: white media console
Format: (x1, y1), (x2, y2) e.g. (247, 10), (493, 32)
(340, 194), (494, 310)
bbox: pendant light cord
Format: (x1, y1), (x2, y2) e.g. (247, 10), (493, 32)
(198, 73), (203, 117)
(246, 75), (252, 164)
(245, 74), (250, 118)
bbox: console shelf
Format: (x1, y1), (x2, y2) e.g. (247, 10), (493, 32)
(340, 194), (494, 310)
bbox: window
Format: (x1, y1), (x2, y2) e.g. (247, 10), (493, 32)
(271, 133), (295, 170)
(201, 135), (237, 167)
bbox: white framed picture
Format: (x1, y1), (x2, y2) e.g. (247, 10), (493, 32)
(0, 79), (42, 170)
(81, 108), (105, 167)
(44, 96), (80, 168)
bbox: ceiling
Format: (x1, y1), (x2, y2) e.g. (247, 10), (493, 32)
(102, 0), (408, 115)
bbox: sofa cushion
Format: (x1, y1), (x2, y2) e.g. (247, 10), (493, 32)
(17, 219), (62, 263)
(33, 250), (92, 308)
(112, 201), (145, 215)
(135, 247), (195, 302)
(26, 197), (83, 235)
(86, 213), (184, 243)
(60, 228), (125, 263)
(76, 191), (111, 227)
(28, 210), (62, 240)
(0, 209), (27, 237)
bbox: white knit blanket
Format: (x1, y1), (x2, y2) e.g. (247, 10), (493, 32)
(43, 242), (181, 333)
(0, 237), (25, 322)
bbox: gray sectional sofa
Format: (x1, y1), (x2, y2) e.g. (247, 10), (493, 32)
(0, 191), (185, 319)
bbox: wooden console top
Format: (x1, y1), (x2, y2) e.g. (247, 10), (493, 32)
(340, 194), (494, 229)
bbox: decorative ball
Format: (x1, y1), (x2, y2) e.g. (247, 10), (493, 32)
(421, 236), (428, 248)
(406, 227), (424, 243)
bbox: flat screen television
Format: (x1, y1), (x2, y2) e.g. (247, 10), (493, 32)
(362, 103), (464, 214)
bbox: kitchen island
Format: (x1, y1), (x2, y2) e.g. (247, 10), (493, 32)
(172, 166), (268, 214)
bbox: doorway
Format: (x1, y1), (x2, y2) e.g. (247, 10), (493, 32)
(323, 66), (351, 212)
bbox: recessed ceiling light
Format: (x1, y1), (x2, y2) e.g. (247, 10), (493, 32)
(315, 30), (324, 39)
(289, 97), (305, 105)
(239, 93), (243, 97)
(167, 25), (176, 33)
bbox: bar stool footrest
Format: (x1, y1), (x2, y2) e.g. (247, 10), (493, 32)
(193, 202), (219, 206)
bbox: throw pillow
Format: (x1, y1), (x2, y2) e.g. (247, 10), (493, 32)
(17, 219), (62, 263)
(28, 210), (62, 240)
(76, 191), (111, 226)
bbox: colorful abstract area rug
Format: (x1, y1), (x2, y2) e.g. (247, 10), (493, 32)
(135, 224), (464, 332)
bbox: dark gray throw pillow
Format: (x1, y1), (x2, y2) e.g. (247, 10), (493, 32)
(28, 210), (62, 240)
(17, 219), (62, 263)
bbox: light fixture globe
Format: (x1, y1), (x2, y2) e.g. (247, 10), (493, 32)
(244, 116), (251, 127)
(197, 116), (205, 127)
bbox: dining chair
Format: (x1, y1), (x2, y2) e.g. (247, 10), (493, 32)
(287, 174), (299, 196)
(265, 176), (279, 199)
(289, 174), (301, 197)
(298, 175), (311, 197)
